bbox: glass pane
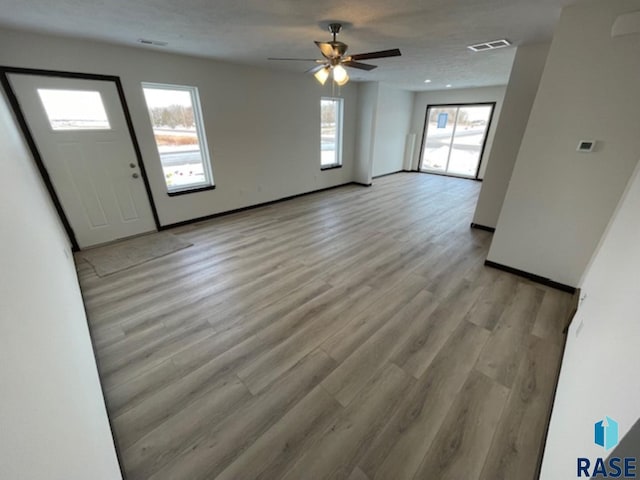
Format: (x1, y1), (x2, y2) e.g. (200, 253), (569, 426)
(38, 89), (111, 130)
(142, 86), (211, 191)
(321, 98), (339, 167)
(447, 106), (493, 177)
(420, 107), (458, 172)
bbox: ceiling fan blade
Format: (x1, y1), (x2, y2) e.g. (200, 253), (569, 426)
(305, 64), (328, 74)
(350, 48), (402, 61)
(342, 60), (377, 71)
(315, 41), (338, 59)
(268, 57), (320, 61)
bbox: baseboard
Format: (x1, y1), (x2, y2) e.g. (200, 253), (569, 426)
(484, 260), (577, 294)
(415, 170), (482, 182)
(534, 320), (570, 480)
(372, 170), (404, 179)
(534, 286), (583, 477)
(159, 182), (359, 230)
(470, 223), (496, 233)
(352, 181), (373, 187)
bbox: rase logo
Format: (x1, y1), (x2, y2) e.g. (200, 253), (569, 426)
(577, 417), (637, 478)
(595, 417), (620, 451)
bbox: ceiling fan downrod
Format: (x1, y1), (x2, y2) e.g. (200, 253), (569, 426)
(328, 23), (342, 42)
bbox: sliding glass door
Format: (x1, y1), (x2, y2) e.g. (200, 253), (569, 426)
(419, 103), (495, 178)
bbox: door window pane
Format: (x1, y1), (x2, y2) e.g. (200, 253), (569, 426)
(142, 83), (214, 193)
(421, 108), (458, 172)
(38, 89), (111, 130)
(448, 106), (493, 176)
(321, 97), (343, 168)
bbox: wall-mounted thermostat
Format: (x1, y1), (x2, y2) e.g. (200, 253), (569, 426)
(577, 140), (596, 152)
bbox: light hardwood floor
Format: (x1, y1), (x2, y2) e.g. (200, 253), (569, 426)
(76, 173), (572, 480)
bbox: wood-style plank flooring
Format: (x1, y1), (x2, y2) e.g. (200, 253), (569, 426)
(76, 173), (572, 480)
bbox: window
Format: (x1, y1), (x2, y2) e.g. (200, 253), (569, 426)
(38, 89), (111, 130)
(419, 103), (494, 179)
(320, 97), (343, 169)
(142, 83), (214, 194)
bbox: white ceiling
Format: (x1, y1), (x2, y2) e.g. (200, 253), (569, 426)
(0, 0), (578, 91)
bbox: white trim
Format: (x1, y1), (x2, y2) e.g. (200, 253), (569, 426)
(321, 96), (344, 168)
(141, 82), (215, 193)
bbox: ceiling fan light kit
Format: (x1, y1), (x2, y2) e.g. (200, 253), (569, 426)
(332, 65), (349, 85)
(313, 67), (330, 85)
(268, 22), (401, 86)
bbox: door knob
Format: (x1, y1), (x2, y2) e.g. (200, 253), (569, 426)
(129, 163), (136, 168)
(132, 173), (139, 179)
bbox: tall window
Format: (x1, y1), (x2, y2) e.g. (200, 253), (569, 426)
(142, 83), (214, 194)
(320, 97), (343, 169)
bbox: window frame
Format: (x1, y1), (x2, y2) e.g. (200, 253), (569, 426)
(320, 96), (344, 170)
(418, 102), (496, 180)
(141, 82), (215, 195)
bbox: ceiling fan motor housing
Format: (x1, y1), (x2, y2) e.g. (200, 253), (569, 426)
(328, 23), (343, 36)
(330, 41), (348, 58)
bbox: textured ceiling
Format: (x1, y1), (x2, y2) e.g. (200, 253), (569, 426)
(0, 0), (579, 91)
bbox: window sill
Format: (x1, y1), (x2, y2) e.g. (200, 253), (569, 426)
(321, 165), (343, 171)
(167, 185), (216, 197)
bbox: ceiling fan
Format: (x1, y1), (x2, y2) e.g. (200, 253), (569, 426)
(268, 23), (401, 86)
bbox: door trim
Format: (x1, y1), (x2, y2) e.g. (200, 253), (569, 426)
(416, 102), (496, 180)
(0, 66), (161, 251)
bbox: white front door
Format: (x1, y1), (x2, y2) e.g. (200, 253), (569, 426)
(9, 74), (156, 248)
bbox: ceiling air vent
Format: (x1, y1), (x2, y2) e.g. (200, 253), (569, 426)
(137, 38), (168, 47)
(468, 39), (511, 52)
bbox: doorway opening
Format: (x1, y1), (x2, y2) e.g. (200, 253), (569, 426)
(418, 103), (495, 179)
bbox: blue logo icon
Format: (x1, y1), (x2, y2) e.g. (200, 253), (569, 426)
(595, 416), (619, 450)
(437, 112), (448, 128)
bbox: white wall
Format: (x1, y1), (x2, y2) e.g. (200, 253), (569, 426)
(487, 0), (640, 287)
(0, 91), (121, 479)
(540, 157), (640, 479)
(409, 86), (507, 178)
(353, 82), (414, 182)
(472, 42), (550, 228)
(0, 27), (358, 227)
(354, 82), (379, 185)
(371, 84), (414, 177)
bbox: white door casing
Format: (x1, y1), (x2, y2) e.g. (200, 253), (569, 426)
(10, 74), (156, 248)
